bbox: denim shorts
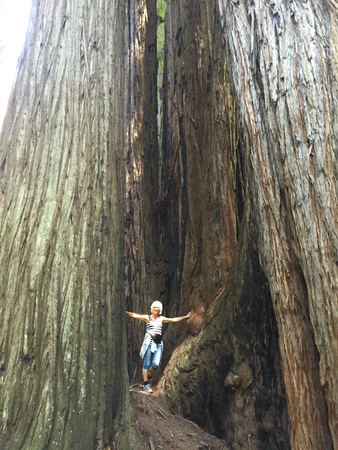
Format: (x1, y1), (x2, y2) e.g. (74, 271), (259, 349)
(142, 343), (163, 370)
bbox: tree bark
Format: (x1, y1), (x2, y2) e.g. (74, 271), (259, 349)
(216, 0), (338, 448)
(160, 203), (290, 450)
(155, 0), (338, 448)
(0, 1), (135, 448)
(158, 1), (290, 449)
(159, 0), (240, 363)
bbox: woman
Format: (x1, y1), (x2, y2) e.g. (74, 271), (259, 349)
(126, 301), (191, 393)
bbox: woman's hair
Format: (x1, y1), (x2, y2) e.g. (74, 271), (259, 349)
(150, 301), (163, 314)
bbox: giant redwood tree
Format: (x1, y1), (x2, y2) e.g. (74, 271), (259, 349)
(157, 1), (338, 450)
(0, 0), (135, 449)
(158, 1), (289, 449)
(220, 0), (338, 448)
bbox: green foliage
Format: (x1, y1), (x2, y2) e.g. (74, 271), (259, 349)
(157, 0), (166, 105)
(157, 22), (165, 64)
(157, 0), (166, 23)
(157, 0), (166, 57)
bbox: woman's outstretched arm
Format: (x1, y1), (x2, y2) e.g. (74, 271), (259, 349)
(126, 311), (149, 323)
(162, 311), (192, 323)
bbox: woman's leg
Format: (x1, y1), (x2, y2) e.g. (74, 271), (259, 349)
(142, 345), (152, 382)
(142, 368), (149, 382)
(151, 345), (163, 371)
(142, 345), (153, 393)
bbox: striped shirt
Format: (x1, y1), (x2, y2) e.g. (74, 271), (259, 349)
(146, 315), (163, 338)
(139, 316), (164, 358)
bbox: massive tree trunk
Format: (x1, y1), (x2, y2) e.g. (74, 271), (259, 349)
(159, 0), (240, 364)
(160, 203), (290, 449)
(0, 1), (135, 449)
(157, 0), (338, 450)
(217, 0), (338, 448)
(158, 2), (290, 449)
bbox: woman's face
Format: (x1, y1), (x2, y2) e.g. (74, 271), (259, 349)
(152, 306), (161, 315)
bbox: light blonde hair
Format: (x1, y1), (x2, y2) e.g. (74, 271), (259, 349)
(150, 301), (163, 314)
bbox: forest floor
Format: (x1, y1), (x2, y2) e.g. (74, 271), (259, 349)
(129, 383), (229, 450)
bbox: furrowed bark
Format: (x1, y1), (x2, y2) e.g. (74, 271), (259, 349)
(160, 202), (291, 450)
(217, 0), (338, 447)
(160, 0), (239, 357)
(0, 0), (135, 448)
(158, 1), (290, 449)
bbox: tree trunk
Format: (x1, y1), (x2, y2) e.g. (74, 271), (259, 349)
(217, 0), (338, 448)
(160, 203), (290, 450)
(159, 0), (239, 364)
(158, 1), (290, 449)
(0, 1), (135, 448)
(153, 0), (338, 449)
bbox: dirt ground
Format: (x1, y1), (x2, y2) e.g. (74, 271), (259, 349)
(128, 382), (229, 450)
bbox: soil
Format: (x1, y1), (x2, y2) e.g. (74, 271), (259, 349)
(128, 382), (229, 450)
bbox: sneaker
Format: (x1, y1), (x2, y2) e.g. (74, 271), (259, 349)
(143, 383), (153, 394)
